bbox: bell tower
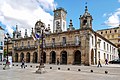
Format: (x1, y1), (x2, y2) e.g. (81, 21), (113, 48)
(79, 6), (93, 29)
(53, 7), (67, 33)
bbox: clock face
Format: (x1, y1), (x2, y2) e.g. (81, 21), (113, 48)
(55, 11), (59, 17)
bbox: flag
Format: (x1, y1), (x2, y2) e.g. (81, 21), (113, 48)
(35, 33), (41, 39)
(32, 33), (36, 41)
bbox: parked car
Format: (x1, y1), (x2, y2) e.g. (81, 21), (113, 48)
(109, 59), (120, 64)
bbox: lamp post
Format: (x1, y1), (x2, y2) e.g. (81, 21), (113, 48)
(3, 33), (11, 70)
(36, 24), (49, 74)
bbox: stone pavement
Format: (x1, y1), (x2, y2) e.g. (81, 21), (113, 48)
(0, 62), (120, 80)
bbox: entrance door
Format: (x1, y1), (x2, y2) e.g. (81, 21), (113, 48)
(74, 50), (81, 65)
(61, 51), (67, 64)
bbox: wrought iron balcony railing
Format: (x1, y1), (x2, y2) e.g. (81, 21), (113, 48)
(44, 41), (81, 48)
(14, 41), (81, 50)
(14, 45), (37, 51)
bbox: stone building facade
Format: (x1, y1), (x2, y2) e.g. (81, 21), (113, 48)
(9, 6), (118, 66)
(97, 25), (120, 47)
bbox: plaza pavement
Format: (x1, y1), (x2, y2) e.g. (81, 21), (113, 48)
(0, 62), (120, 80)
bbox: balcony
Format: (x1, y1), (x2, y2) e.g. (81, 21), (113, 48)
(44, 41), (81, 49)
(14, 45), (37, 51)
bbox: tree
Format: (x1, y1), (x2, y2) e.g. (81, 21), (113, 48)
(4, 50), (7, 57)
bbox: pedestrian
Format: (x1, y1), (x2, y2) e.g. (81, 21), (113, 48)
(105, 59), (108, 65)
(97, 59), (102, 67)
(57, 58), (60, 65)
(21, 58), (25, 68)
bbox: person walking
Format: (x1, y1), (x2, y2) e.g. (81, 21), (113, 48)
(21, 58), (25, 68)
(97, 59), (102, 67)
(57, 58), (60, 65)
(105, 59), (108, 65)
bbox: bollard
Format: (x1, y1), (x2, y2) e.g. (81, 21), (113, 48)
(78, 69), (81, 71)
(16, 64), (18, 66)
(90, 70), (93, 72)
(25, 65), (27, 67)
(50, 67), (52, 69)
(58, 67), (60, 70)
(30, 65), (32, 67)
(105, 71), (108, 74)
(67, 68), (70, 70)
(36, 66), (38, 68)
(12, 64), (14, 66)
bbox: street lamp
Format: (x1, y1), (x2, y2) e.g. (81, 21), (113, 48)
(36, 24), (49, 74)
(3, 33), (11, 70)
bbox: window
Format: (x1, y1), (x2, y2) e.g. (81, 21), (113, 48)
(28, 41), (30, 47)
(98, 52), (100, 59)
(75, 36), (79, 45)
(52, 38), (55, 47)
(115, 30), (117, 33)
(106, 31), (107, 34)
(110, 45), (111, 52)
(104, 53), (106, 59)
(92, 36), (93, 45)
(107, 54), (109, 60)
(22, 42), (24, 47)
(107, 44), (109, 51)
(1, 42), (3, 45)
(62, 37), (66, 46)
(104, 42), (106, 50)
(101, 32), (103, 34)
(110, 30), (111, 33)
(0, 46), (3, 50)
(98, 39), (101, 48)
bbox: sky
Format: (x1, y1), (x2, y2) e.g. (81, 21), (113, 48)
(0, 0), (120, 37)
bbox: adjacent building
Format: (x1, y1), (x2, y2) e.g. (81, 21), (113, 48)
(4, 6), (118, 66)
(97, 25), (120, 47)
(0, 26), (4, 61)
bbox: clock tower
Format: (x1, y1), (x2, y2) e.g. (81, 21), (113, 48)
(53, 7), (67, 33)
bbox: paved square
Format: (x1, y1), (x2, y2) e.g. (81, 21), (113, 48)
(0, 63), (120, 80)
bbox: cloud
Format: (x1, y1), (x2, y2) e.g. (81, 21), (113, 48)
(104, 8), (120, 27)
(118, 0), (120, 2)
(0, 0), (57, 37)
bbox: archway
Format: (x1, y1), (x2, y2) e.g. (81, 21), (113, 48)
(26, 52), (30, 63)
(74, 50), (81, 65)
(15, 53), (18, 62)
(91, 49), (94, 65)
(50, 51), (56, 64)
(61, 51), (67, 64)
(20, 53), (24, 62)
(33, 52), (38, 63)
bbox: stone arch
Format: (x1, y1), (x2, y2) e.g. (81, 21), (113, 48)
(60, 51), (67, 64)
(15, 53), (18, 62)
(50, 51), (56, 64)
(74, 50), (81, 65)
(33, 52), (38, 63)
(26, 52), (30, 63)
(91, 49), (94, 65)
(20, 52), (24, 62)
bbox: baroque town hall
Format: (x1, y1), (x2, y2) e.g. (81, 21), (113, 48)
(9, 6), (118, 66)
